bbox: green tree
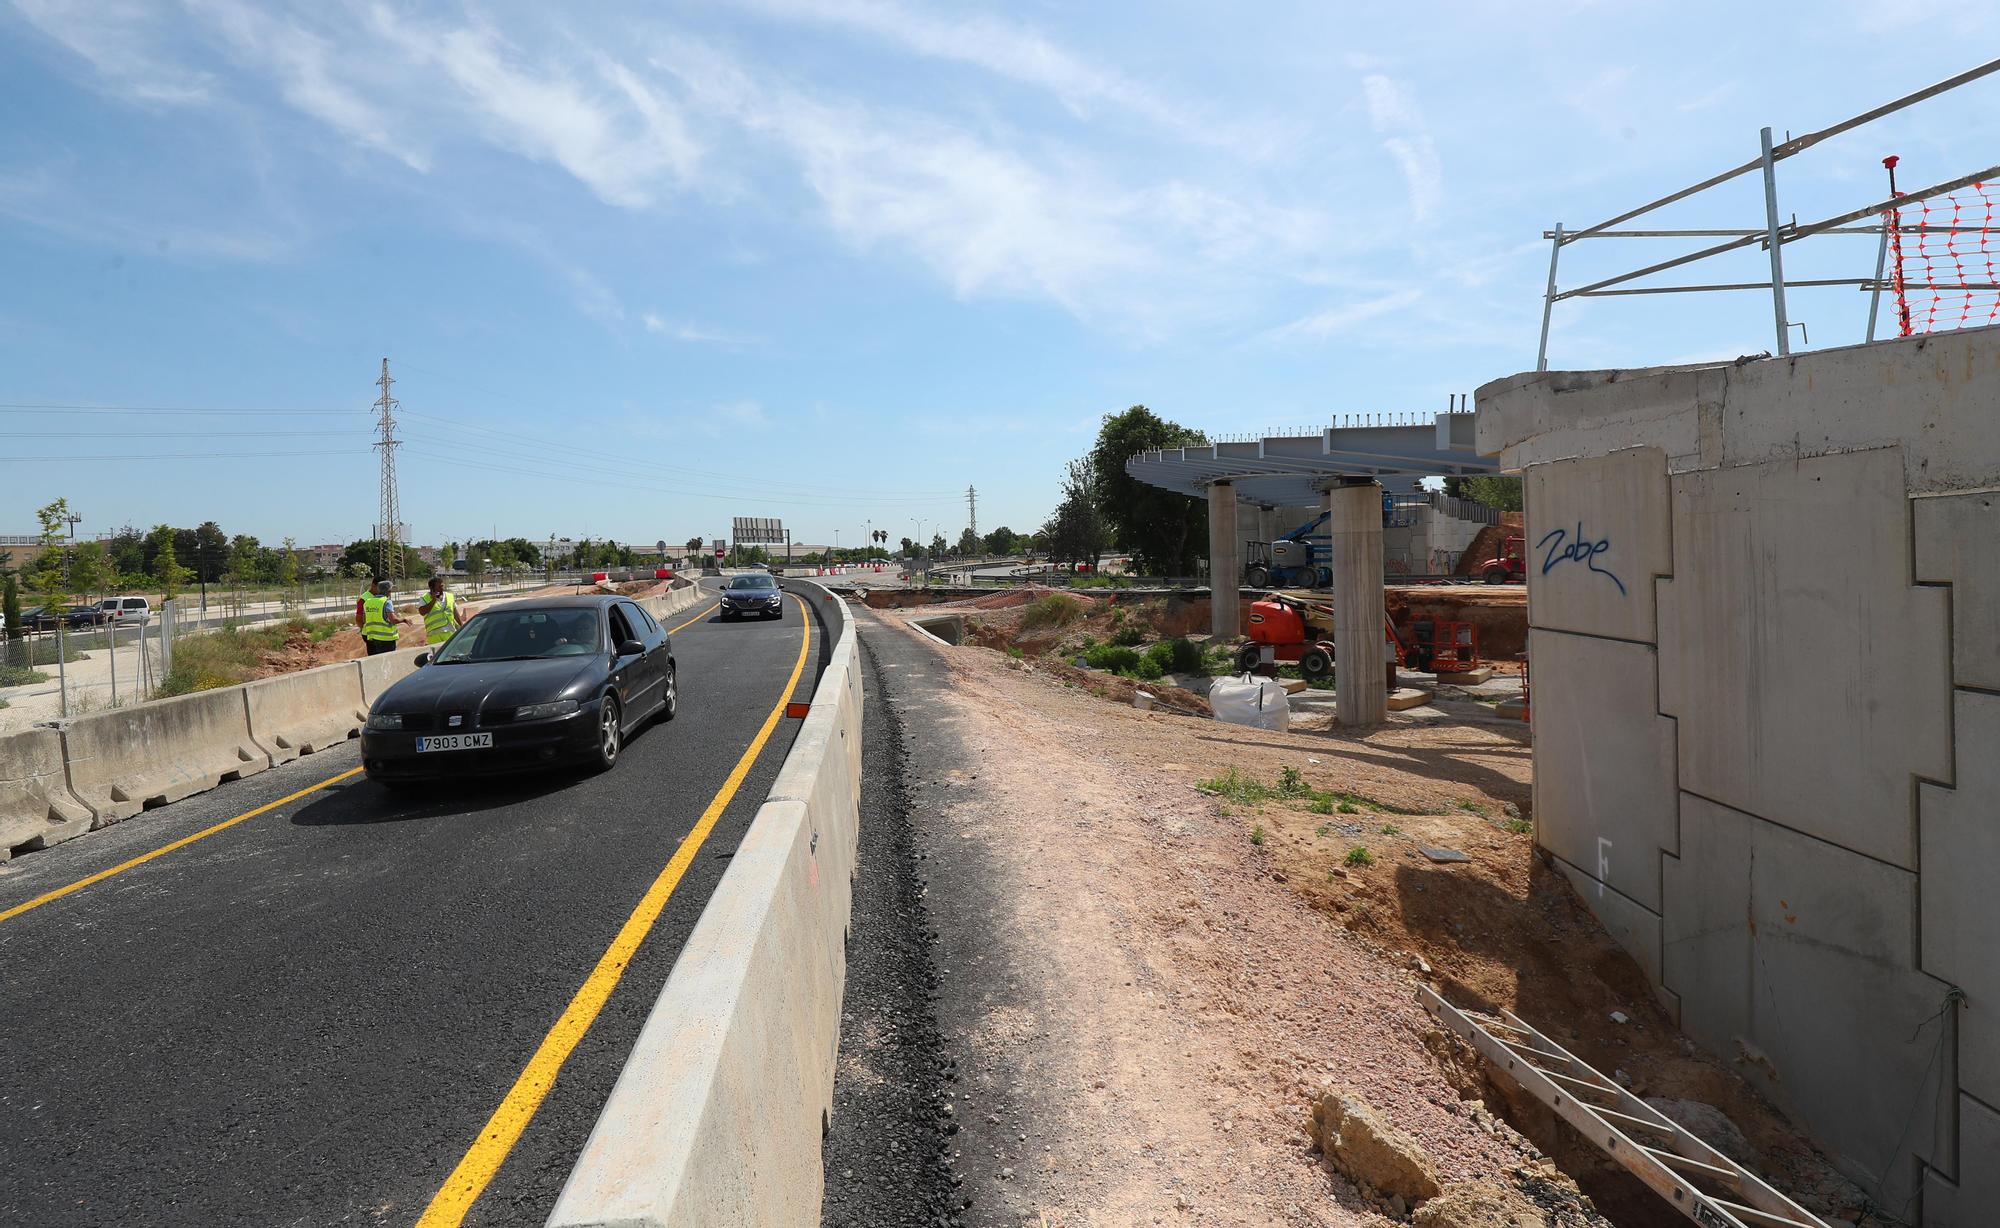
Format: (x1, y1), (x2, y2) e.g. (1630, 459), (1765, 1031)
(106, 525), (146, 577)
(149, 524), (189, 598)
(1442, 474), (1523, 512)
(928, 533), (947, 558)
(278, 537), (300, 608)
(2, 574), (21, 640)
(899, 536), (915, 558)
(955, 527), (979, 557)
(68, 541), (108, 600)
(982, 526), (1018, 556)
(32, 498), (72, 611)
(1087, 405), (1207, 575)
(1042, 458), (1109, 566)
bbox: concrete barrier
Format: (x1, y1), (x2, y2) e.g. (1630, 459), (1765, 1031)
(358, 646), (426, 705)
(62, 688), (271, 824)
(0, 728), (94, 860)
(244, 660), (367, 766)
(548, 582), (859, 1228)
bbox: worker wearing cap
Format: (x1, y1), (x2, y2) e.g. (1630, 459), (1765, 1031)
(419, 575), (466, 645)
(357, 579), (406, 655)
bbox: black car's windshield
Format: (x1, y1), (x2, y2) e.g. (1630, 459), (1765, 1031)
(431, 607), (602, 663)
(728, 575), (777, 590)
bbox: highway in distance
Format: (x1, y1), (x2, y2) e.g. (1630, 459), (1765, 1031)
(0, 578), (832, 1228)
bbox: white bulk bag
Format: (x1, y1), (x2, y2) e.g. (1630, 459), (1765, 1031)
(1209, 673), (1290, 731)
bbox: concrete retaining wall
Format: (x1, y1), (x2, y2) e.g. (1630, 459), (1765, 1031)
(244, 661), (367, 765)
(0, 728), (93, 860)
(547, 581), (860, 1228)
(62, 688), (271, 824)
(1476, 325), (2000, 1225)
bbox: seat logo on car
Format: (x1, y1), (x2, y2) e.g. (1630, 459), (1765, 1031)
(448, 715), (463, 727)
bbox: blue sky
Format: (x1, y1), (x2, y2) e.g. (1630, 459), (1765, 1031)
(3, 2), (1996, 549)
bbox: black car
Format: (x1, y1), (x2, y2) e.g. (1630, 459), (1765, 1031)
(16, 605), (105, 632)
(360, 595), (675, 785)
(719, 573), (784, 620)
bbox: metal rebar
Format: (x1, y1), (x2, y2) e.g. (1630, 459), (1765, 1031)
(1866, 224), (1890, 342)
(1760, 128), (1792, 356)
(1571, 277), (1872, 297)
(1563, 55), (2000, 242)
(1536, 222), (1563, 372)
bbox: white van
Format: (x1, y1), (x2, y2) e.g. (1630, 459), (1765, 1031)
(96, 596), (152, 625)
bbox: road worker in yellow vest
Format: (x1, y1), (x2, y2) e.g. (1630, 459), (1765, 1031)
(356, 579), (407, 656)
(419, 575), (466, 645)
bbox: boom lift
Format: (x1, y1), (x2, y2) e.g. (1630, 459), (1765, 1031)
(1244, 511), (1331, 589)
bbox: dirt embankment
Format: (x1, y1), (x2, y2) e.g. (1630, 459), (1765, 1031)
(1454, 513), (1526, 578)
(885, 609), (1880, 1227)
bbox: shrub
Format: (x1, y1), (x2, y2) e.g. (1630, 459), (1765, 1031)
(1164, 638), (1203, 674)
(1197, 767), (1275, 804)
(1249, 825), (1266, 846)
(1005, 646), (1025, 659)
(1110, 623), (1146, 647)
(1278, 766), (1309, 796)
(1134, 655), (1165, 680)
(1022, 593), (1084, 630)
(1505, 817), (1533, 835)
(1345, 846), (1374, 867)
(1083, 643), (1141, 673)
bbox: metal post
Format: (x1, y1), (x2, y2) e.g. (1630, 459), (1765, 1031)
(1759, 126), (1791, 356)
(56, 625), (67, 717)
(1535, 223), (1564, 372)
(1866, 223), (1890, 342)
(109, 619), (117, 706)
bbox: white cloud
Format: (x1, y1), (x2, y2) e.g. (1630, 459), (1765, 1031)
(730, 0), (1258, 149)
(1362, 75), (1443, 223)
(1266, 289), (1423, 342)
(12, 0), (215, 104)
(641, 313), (761, 346)
(717, 398), (768, 428)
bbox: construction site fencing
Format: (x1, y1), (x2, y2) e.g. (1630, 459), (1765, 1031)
(1536, 56), (2000, 369)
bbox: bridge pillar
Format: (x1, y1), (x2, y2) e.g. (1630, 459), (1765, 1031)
(1207, 481), (1240, 638)
(1328, 479), (1387, 725)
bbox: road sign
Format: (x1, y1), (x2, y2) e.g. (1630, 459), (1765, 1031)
(731, 516), (785, 545)
(714, 545), (726, 558)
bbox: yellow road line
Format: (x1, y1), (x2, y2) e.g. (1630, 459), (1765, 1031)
(666, 602), (717, 634)
(0, 766), (364, 925)
(415, 591), (814, 1226)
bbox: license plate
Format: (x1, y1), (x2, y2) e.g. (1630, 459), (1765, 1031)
(416, 733), (493, 753)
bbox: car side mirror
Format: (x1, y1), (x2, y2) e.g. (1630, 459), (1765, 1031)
(414, 651), (431, 667)
(619, 639), (646, 657)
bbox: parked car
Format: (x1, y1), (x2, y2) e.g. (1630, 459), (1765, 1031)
(16, 605), (103, 632)
(360, 595), (676, 785)
(719, 573), (785, 620)
(96, 596), (152, 625)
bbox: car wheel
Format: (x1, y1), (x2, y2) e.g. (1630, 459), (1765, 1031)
(592, 695), (623, 771)
(1234, 643), (1263, 674)
(661, 663), (677, 721)
(1483, 567), (1506, 585)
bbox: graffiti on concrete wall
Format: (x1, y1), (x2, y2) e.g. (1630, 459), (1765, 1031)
(1537, 523), (1626, 596)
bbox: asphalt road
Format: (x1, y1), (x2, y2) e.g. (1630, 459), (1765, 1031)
(0, 578), (832, 1228)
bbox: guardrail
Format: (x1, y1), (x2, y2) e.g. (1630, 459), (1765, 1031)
(1535, 55), (2000, 369)
(548, 579), (861, 1228)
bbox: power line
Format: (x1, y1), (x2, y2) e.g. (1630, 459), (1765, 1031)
(0, 449), (373, 461)
(0, 403), (357, 415)
(0, 429), (357, 438)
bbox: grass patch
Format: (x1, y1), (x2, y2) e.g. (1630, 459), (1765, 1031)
(0, 663), (50, 687)
(1504, 817), (1533, 835)
(1249, 825), (1266, 846)
(1310, 797), (1336, 816)
(1197, 767), (1277, 805)
(1379, 823), (1402, 836)
(1344, 846), (1374, 868)
(1005, 646), (1025, 659)
(157, 615), (346, 696)
(1021, 593), (1085, 631)
(1315, 822), (1332, 836)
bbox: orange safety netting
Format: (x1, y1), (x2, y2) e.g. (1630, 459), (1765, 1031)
(1882, 156), (2000, 336)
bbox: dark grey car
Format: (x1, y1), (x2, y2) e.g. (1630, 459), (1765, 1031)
(719, 573), (784, 620)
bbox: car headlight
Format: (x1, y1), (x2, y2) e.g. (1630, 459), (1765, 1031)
(367, 712), (404, 731)
(515, 698), (580, 721)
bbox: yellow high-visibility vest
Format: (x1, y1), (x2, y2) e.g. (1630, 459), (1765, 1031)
(360, 593), (398, 642)
(422, 590), (458, 644)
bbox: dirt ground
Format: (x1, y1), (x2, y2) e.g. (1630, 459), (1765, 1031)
(243, 578), (671, 679)
(876, 605), (1880, 1227)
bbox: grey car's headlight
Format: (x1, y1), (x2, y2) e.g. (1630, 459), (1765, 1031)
(515, 698), (580, 721)
(367, 712), (403, 731)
